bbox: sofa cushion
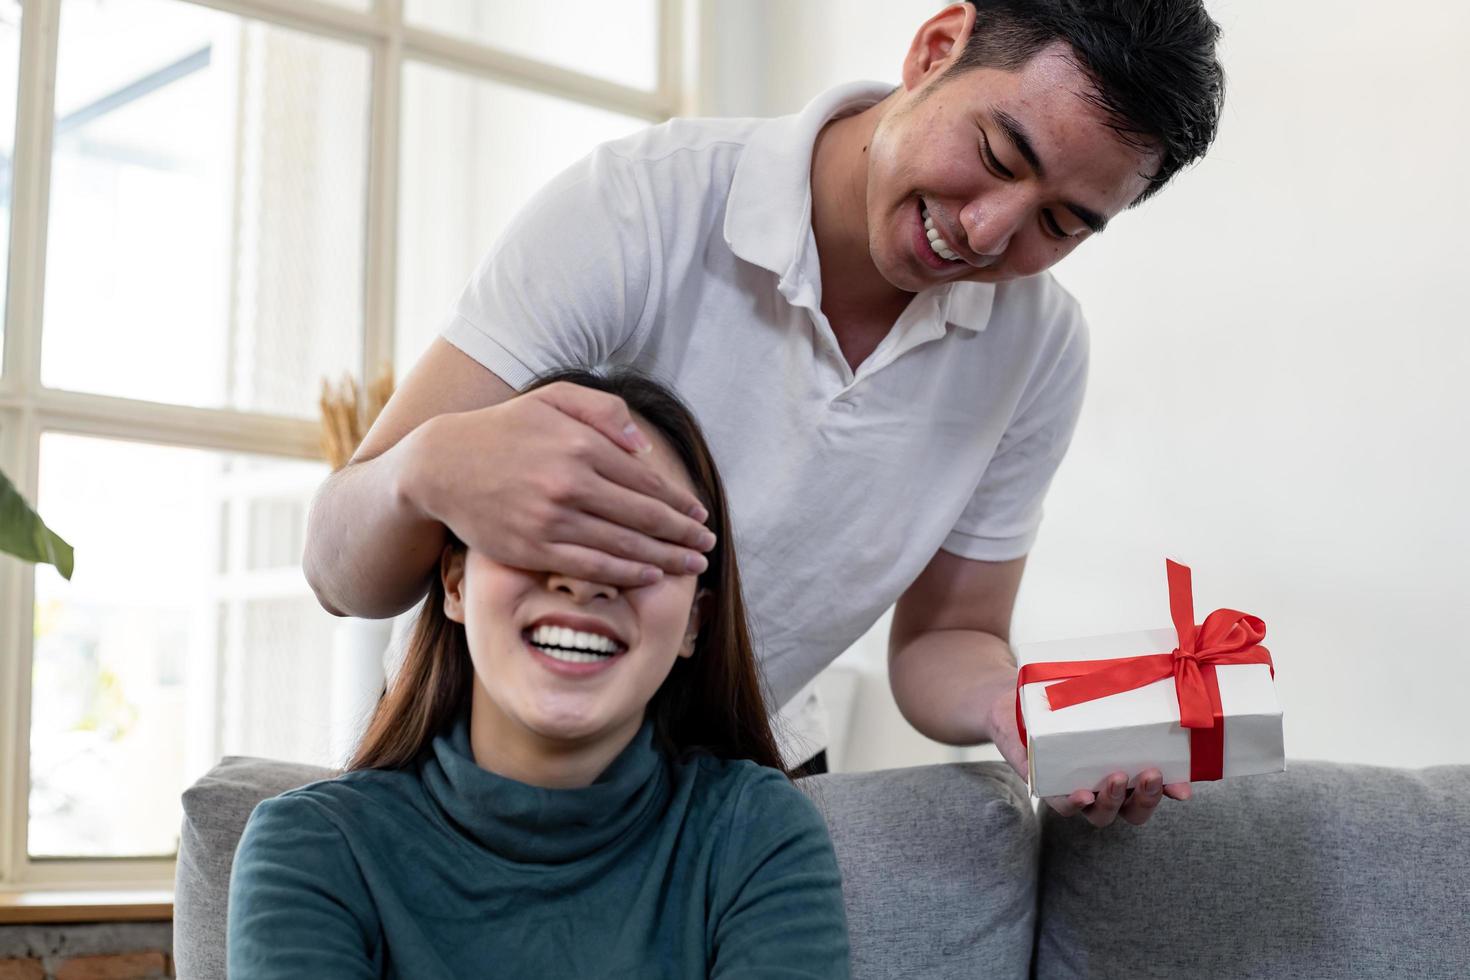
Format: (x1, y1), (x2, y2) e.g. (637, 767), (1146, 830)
(802, 762), (1039, 980)
(1035, 762), (1470, 979)
(175, 756), (1037, 980)
(174, 756), (336, 980)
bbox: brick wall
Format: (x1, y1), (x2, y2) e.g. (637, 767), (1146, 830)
(0, 924), (172, 980)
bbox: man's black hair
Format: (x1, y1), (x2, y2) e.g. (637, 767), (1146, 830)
(942, 0), (1225, 204)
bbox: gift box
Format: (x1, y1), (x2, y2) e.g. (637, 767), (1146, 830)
(1013, 560), (1284, 798)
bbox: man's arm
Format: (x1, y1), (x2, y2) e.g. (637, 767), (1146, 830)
(303, 338), (517, 619)
(887, 548), (1188, 827)
(888, 550), (1026, 747)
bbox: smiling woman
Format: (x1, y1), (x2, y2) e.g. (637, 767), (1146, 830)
(226, 367), (850, 979)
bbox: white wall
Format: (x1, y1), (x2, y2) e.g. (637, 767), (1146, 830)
(699, 0), (1470, 771)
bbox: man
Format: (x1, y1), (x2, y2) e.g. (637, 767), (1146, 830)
(304, 0), (1224, 828)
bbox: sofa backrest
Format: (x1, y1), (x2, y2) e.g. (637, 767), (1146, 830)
(1035, 761), (1470, 979)
(175, 757), (1037, 980)
(175, 757), (348, 980)
(803, 762), (1039, 979)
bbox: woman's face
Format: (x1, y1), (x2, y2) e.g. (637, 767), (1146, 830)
(441, 420), (710, 753)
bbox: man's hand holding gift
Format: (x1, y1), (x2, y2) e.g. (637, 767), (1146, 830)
(986, 688), (1192, 828)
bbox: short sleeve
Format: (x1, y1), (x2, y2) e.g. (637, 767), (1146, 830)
(941, 290), (1089, 561)
(440, 142), (655, 390)
(227, 793), (381, 979)
(710, 768), (850, 979)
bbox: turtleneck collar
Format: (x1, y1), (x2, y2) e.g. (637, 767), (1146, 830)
(418, 708), (671, 864)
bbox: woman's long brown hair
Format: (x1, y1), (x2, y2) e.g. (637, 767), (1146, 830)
(346, 366), (786, 775)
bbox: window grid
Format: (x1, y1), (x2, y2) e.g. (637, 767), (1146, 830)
(0, 0), (681, 890)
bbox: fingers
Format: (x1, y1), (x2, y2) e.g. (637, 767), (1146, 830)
(585, 449), (717, 554)
(1058, 770), (1191, 828)
(555, 509), (712, 580)
(538, 541), (669, 591)
(1043, 788), (1095, 818)
(539, 382), (709, 521)
(1119, 770), (1164, 826)
(537, 381), (652, 453)
(1080, 773), (1127, 828)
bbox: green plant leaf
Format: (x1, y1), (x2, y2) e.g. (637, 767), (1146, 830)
(0, 467), (74, 580)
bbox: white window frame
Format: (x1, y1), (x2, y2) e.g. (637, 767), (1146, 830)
(0, 0), (687, 893)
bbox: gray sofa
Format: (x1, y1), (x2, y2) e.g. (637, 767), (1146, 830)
(176, 758), (1470, 979)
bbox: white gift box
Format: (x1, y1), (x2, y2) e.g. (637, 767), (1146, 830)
(1014, 628), (1285, 798)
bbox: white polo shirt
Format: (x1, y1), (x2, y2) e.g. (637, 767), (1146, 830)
(441, 81), (1089, 764)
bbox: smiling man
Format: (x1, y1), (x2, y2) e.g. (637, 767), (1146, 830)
(304, 0), (1224, 829)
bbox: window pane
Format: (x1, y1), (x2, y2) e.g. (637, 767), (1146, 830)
(395, 60), (648, 370)
(41, 0), (369, 418)
(0, 0), (19, 376)
(29, 433), (334, 859)
(405, 0), (659, 92)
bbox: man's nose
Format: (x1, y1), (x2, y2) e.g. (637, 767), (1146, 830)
(546, 572), (619, 602)
(959, 194), (1025, 258)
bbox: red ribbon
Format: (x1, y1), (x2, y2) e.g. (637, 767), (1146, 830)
(1014, 560), (1274, 783)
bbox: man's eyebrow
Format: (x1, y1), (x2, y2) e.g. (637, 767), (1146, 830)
(993, 109), (1045, 178)
(993, 108), (1109, 235)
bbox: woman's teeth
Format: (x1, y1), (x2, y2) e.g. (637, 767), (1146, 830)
(527, 623), (624, 663)
(921, 204), (963, 263)
(537, 646), (610, 665)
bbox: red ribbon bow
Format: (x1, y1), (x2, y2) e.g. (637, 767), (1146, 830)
(1014, 560), (1274, 783)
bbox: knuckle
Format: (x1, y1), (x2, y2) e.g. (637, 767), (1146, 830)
(652, 502), (684, 536)
(542, 474), (577, 504)
(538, 506), (569, 538)
(612, 527), (645, 558)
(596, 393), (629, 426)
(529, 382), (564, 406)
(535, 498), (572, 537)
(568, 432), (599, 461)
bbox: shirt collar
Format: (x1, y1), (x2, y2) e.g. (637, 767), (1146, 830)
(724, 80), (994, 333)
(420, 706), (670, 864)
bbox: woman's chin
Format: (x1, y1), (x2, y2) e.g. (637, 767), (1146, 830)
(520, 705), (624, 746)
(527, 719), (600, 745)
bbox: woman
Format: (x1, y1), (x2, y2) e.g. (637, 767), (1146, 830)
(227, 367), (850, 978)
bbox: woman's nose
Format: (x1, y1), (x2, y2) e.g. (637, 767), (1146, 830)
(546, 573), (619, 602)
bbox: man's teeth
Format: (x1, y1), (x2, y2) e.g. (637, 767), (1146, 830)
(921, 205), (962, 263)
(528, 623), (623, 663)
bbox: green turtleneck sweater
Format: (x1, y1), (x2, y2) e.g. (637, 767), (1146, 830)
(227, 712), (849, 978)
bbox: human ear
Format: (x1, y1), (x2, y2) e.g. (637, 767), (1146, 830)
(678, 588), (713, 659)
(441, 547), (467, 624)
(900, 1), (976, 92)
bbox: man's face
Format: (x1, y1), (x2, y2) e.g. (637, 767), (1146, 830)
(867, 34), (1163, 289)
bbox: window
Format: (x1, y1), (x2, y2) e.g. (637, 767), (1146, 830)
(2, 0), (675, 890)
(1, 1), (19, 371)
